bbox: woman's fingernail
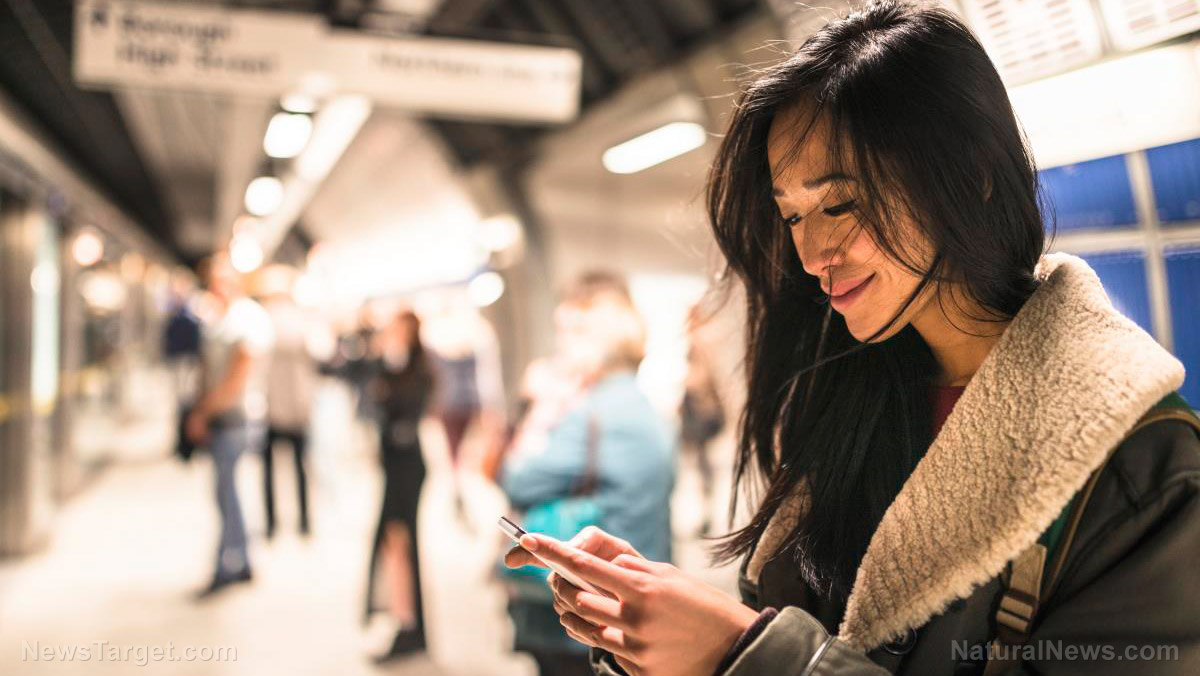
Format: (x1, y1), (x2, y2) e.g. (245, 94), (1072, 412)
(520, 534), (539, 551)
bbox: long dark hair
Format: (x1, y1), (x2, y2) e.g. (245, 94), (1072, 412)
(708, 1), (1047, 601)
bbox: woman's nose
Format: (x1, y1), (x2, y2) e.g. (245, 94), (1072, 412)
(792, 222), (846, 278)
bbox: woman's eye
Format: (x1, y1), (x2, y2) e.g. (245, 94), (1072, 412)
(783, 214), (803, 228)
(823, 200), (856, 217)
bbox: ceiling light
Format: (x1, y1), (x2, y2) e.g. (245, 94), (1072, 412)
(478, 214), (523, 253)
(602, 122), (708, 174)
(280, 92), (318, 114)
(468, 271), (505, 307)
(244, 176), (284, 216)
(230, 235), (265, 274)
(72, 229), (104, 267)
(264, 112), (313, 159)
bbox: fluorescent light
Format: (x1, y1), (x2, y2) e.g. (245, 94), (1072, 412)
(602, 122), (707, 174)
(230, 235), (265, 274)
(478, 214), (523, 253)
(468, 271), (505, 307)
(264, 112), (313, 159)
(72, 229), (104, 267)
(296, 96), (372, 182)
(245, 176), (284, 216)
(280, 92), (318, 114)
(1010, 42), (1200, 167)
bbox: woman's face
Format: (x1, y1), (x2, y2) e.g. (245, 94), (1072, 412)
(767, 107), (937, 342)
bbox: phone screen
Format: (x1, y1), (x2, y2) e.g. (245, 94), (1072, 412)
(496, 516), (601, 595)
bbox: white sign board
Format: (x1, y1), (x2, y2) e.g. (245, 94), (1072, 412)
(73, 0), (581, 123)
(74, 0), (324, 96)
(327, 33), (581, 123)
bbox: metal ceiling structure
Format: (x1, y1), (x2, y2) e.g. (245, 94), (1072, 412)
(0, 0), (764, 259)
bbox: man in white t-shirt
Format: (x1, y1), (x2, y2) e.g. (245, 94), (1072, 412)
(187, 253), (273, 598)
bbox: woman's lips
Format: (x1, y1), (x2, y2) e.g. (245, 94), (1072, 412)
(829, 274), (875, 312)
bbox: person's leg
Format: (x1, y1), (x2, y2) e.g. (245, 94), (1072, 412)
(211, 426), (250, 580)
(262, 427), (278, 539)
(289, 430), (310, 534)
(382, 523), (417, 627)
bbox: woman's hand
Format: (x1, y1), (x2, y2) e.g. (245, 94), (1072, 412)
(504, 525), (641, 571)
(518, 530), (759, 676)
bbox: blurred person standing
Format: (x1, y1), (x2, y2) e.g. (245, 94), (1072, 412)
(260, 268), (318, 538)
(500, 272), (675, 676)
(679, 304), (726, 536)
(365, 309), (436, 662)
(187, 253), (273, 598)
(424, 293), (506, 522)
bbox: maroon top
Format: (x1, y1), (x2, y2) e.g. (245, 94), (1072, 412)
(932, 385), (967, 438)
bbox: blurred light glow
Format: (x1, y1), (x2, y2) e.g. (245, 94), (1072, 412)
(30, 262), (59, 295)
(245, 176), (284, 216)
(1010, 42), (1200, 167)
(602, 122), (707, 174)
(280, 92), (318, 114)
(80, 271), (127, 311)
(230, 235), (265, 273)
(264, 112), (314, 159)
(478, 214), (523, 253)
(296, 96), (372, 182)
(72, 229), (104, 267)
(293, 272), (319, 307)
(468, 271), (505, 307)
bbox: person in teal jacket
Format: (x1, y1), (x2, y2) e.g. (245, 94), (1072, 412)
(501, 272), (675, 676)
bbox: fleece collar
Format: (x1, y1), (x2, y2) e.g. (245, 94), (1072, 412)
(748, 253), (1186, 651)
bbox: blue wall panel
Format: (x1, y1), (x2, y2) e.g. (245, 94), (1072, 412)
(1165, 246), (1200, 409)
(1146, 138), (1200, 225)
(1039, 155), (1139, 232)
(1082, 251), (1154, 336)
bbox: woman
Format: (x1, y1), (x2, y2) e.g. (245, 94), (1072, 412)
(506, 3), (1200, 675)
(502, 272), (675, 676)
(365, 309), (435, 662)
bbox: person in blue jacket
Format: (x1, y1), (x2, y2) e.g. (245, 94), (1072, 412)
(501, 272), (675, 676)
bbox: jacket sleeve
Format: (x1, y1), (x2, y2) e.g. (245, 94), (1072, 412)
(501, 406), (590, 509)
(587, 609), (891, 676)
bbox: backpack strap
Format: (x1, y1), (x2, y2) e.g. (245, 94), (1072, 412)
(983, 396), (1200, 675)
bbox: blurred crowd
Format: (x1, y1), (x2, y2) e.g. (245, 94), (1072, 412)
(162, 256), (727, 675)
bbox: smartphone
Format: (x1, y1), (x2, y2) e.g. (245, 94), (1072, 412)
(498, 517), (601, 595)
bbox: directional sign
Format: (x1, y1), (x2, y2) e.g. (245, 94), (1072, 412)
(73, 0), (581, 123)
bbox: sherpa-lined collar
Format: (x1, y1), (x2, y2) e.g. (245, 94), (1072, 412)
(746, 253), (1186, 651)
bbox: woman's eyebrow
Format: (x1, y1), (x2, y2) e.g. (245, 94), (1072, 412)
(772, 173), (857, 196)
(803, 172), (856, 188)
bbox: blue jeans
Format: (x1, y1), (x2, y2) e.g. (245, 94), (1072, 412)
(210, 422), (263, 578)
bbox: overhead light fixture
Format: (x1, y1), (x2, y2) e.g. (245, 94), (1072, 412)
(296, 95), (372, 182)
(478, 214), (523, 253)
(468, 271), (505, 307)
(264, 112), (314, 159)
(280, 92), (318, 114)
(72, 229), (104, 267)
(602, 122), (708, 174)
(230, 235), (265, 274)
(244, 176), (284, 217)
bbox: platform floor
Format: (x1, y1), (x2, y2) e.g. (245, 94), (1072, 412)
(0, 378), (736, 676)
